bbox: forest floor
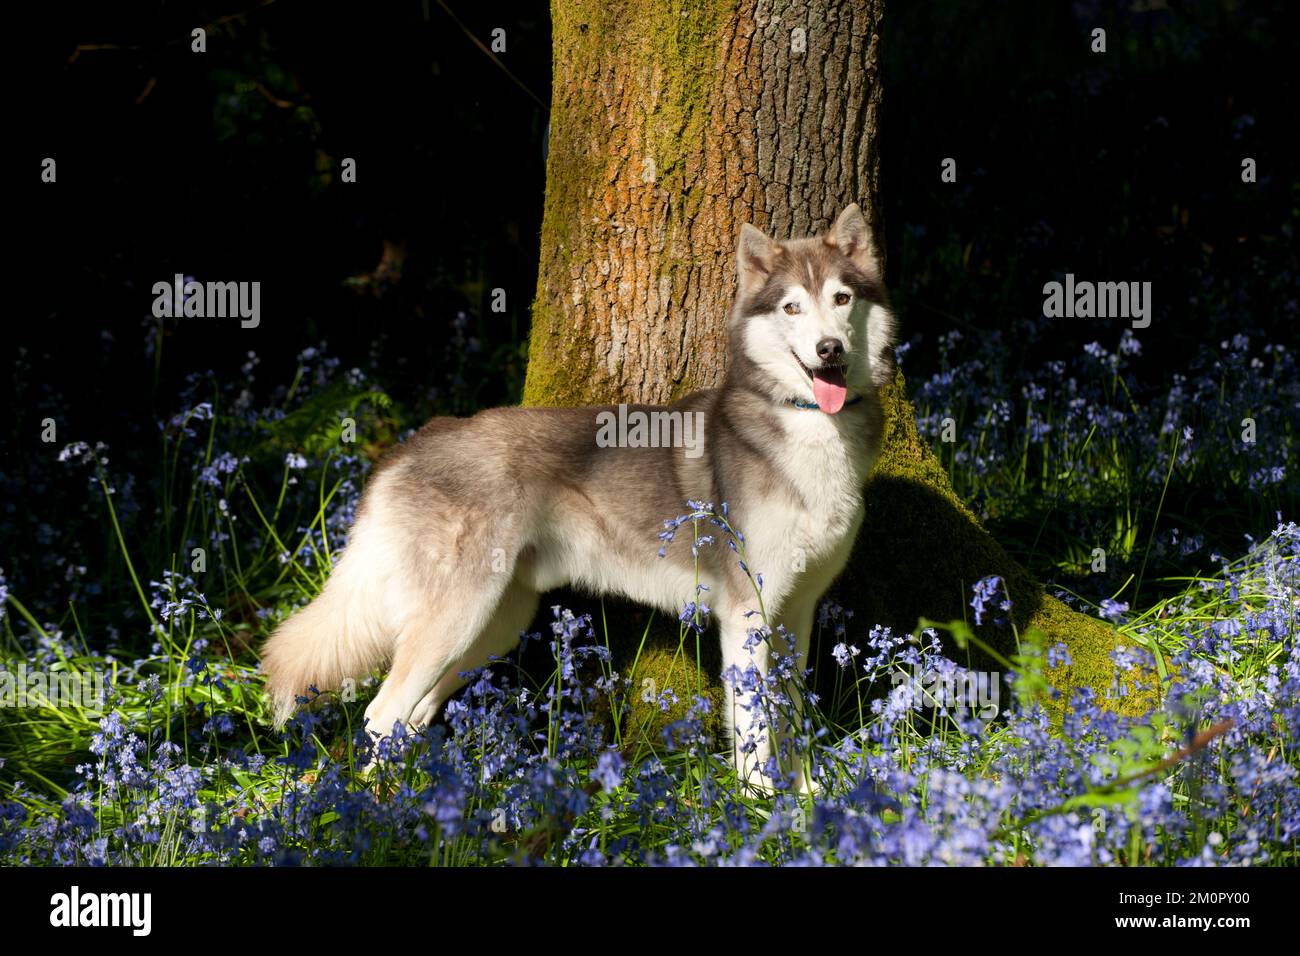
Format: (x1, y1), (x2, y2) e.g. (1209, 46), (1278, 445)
(1, 294), (1297, 865)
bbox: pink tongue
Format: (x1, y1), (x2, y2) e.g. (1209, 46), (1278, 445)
(812, 368), (848, 414)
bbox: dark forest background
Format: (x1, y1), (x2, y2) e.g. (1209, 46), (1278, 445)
(7, 0), (1298, 616)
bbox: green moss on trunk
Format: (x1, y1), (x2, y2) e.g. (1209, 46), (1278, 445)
(524, 0), (735, 409)
(621, 642), (726, 752)
(834, 371), (1153, 719)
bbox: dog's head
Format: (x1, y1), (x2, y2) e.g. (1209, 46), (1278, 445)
(728, 204), (896, 413)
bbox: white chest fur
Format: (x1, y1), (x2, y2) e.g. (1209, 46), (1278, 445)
(735, 407), (875, 609)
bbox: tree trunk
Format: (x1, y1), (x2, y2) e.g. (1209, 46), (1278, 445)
(525, 0), (884, 406)
(525, 0), (1146, 729)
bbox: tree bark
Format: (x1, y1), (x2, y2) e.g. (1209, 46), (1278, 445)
(525, 0), (1146, 728)
(525, 0), (884, 406)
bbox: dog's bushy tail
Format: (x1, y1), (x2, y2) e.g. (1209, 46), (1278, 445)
(261, 545), (394, 728)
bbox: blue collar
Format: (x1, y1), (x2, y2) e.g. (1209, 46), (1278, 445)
(784, 394), (864, 411)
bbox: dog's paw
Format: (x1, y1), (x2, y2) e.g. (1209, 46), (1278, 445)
(408, 700), (439, 732)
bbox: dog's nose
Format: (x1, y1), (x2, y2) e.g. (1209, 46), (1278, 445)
(816, 337), (844, 363)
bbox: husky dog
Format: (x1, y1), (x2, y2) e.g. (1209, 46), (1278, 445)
(263, 204), (896, 791)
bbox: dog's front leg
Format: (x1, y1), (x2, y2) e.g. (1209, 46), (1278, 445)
(719, 608), (776, 794)
(775, 597), (818, 795)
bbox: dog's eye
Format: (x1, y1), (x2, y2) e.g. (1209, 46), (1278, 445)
(783, 303), (800, 316)
(834, 291), (852, 306)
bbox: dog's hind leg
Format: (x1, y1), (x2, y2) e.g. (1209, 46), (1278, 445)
(362, 567), (515, 739)
(408, 579), (540, 729)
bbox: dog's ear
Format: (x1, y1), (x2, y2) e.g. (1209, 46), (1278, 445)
(827, 203), (880, 281)
(737, 223), (781, 297)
